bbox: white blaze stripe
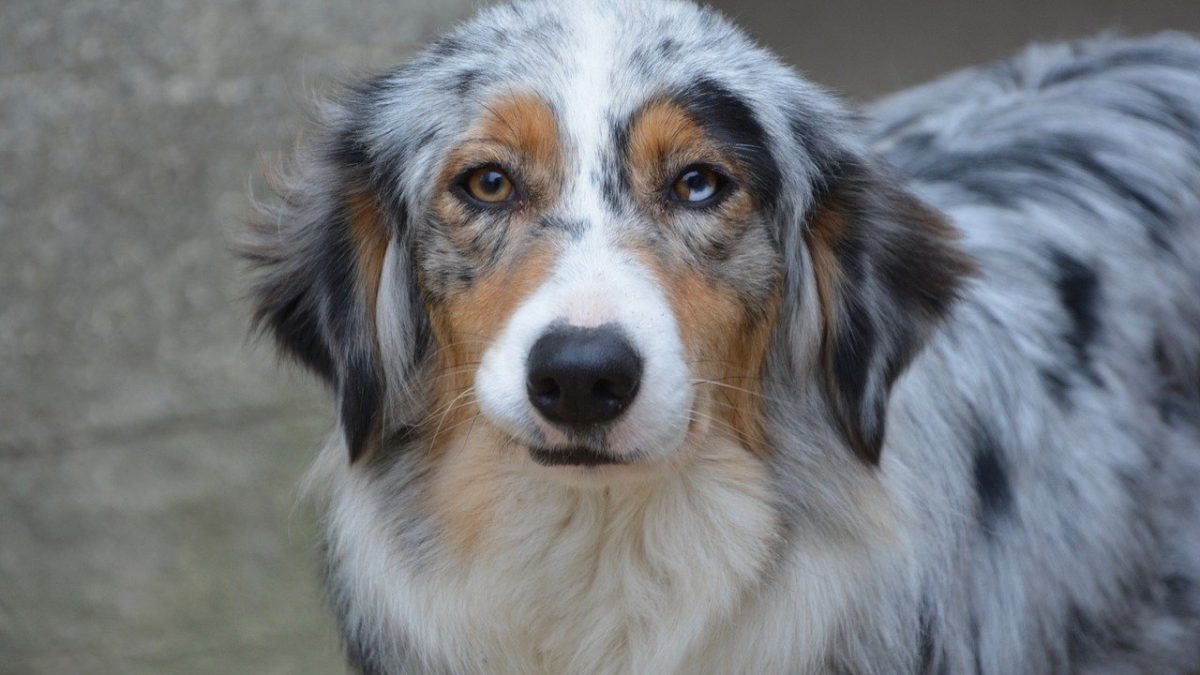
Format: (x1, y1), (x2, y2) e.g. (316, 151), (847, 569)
(475, 6), (692, 461)
(560, 5), (617, 232)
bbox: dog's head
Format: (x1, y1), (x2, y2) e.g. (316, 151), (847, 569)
(245, 0), (971, 483)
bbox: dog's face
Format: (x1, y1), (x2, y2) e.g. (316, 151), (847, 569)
(427, 83), (783, 481)
(247, 0), (970, 486)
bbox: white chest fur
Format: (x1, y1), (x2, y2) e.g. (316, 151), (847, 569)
(321, 434), (785, 674)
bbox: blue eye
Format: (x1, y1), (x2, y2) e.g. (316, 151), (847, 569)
(670, 166), (725, 204)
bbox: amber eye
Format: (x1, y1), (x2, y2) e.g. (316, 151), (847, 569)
(460, 165), (515, 204)
(670, 165), (726, 205)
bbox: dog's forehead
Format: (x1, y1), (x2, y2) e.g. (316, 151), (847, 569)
(451, 2), (738, 74)
(450, 2), (744, 117)
(361, 0), (806, 213)
(425, 3), (760, 128)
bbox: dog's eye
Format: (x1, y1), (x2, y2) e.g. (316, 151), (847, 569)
(461, 166), (515, 204)
(670, 165), (726, 205)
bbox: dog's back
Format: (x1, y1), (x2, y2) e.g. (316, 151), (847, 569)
(871, 34), (1200, 673)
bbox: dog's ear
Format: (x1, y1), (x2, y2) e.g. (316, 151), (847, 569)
(802, 155), (974, 464)
(243, 93), (424, 463)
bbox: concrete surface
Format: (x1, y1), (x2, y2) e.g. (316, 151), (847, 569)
(2, 1), (1196, 673)
(0, 1), (476, 672)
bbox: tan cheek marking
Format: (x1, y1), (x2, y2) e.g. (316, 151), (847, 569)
(641, 251), (779, 457)
(423, 242), (559, 453)
(439, 241), (559, 356)
(626, 100), (781, 455)
(422, 242), (560, 555)
(418, 92), (563, 557)
(428, 423), (519, 556)
(421, 91), (563, 452)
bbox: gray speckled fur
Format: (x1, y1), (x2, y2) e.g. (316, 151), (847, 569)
(866, 32), (1200, 673)
(246, 1), (1200, 671)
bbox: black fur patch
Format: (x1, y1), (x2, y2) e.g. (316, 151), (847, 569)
(890, 131), (937, 158)
(628, 44), (660, 80)
(900, 133), (1176, 250)
(1065, 602), (1107, 660)
(326, 122), (373, 170)
(1153, 337), (1176, 425)
(813, 156), (974, 463)
(657, 37), (681, 58)
(1049, 247), (1102, 384)
(254, 288), (336, 382)
(1040, 367), (1071, 406)
(607, 115), (632, 214)
(1151, 334), (1198, 427)
(413, 127), (439, 153)
(453, 68), (482, 96)
(339, 349), (384, 464)
(971, 416), (1014, 532)
(1163, 574), (1195, 618)
(674, 78), (782, 210)
(917, 596), (949, 675)
(428, 35), (465, 58)
(539, 215), (586, 237)
(248, 167), (375, 387)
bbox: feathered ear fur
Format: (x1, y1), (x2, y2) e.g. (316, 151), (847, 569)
(802, 154), (974, 463)
(242, 90), (424, 463)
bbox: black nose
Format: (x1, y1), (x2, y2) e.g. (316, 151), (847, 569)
(526, 325), (643, 428)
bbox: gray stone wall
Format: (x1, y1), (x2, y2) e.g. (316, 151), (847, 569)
(2, 1), (1195, 673)
(0, 2), (475, 672)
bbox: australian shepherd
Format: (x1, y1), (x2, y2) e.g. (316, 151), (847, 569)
(243, 1), (1200, 672)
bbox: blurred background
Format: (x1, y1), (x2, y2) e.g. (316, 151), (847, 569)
(2, 1), (1197, 672)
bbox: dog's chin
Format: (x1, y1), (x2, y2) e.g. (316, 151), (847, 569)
(477, 408), (696, 484)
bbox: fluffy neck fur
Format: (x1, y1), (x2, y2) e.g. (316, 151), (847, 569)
(318, 430), (790, 674)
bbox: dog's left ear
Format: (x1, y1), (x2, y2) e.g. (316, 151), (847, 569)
(802, 154), (974, 464)
(242, 89), (426, 463)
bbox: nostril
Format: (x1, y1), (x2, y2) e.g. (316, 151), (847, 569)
(593, 378), (615, 400)
(530, 376), (560, 398)
(593, 376), (634, 402)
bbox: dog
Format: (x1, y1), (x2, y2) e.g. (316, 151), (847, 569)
(243, 1), (1200, 672)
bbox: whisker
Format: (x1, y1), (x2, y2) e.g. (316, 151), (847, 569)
(685, 411), (755, 445)
(425, 340), (492, 360)
(429, 387), (477, 450)
(457, 412), (483, 453)
(690, 378), (786, 405)
(425, 412), (484, 445)
(426, 363), (484, 381)
(695, 374), (761, 382)
(414, 389), (478, 428)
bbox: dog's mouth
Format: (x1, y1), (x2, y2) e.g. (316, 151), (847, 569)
(527, 444), (629, 467)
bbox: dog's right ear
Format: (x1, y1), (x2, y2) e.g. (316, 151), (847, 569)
(800, 153), (974, 465)
(242, 87), (427, 463)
